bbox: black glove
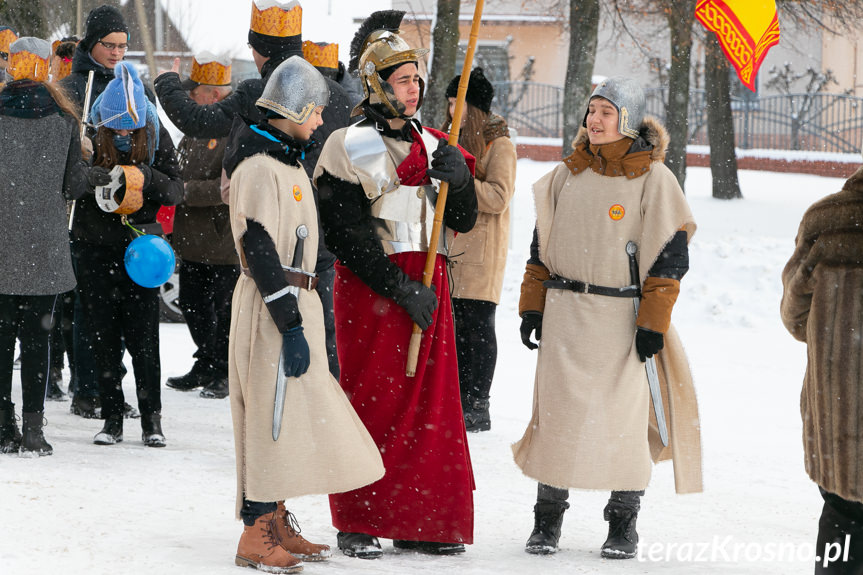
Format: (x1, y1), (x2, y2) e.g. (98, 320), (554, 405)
(281, 326), (310, 378)
(392, 277), (438, 330)
(520, 311), (543, 350)
(427, 138), (471, 192)
(87, 165), (112, 189)
(635, 327), (664, 362)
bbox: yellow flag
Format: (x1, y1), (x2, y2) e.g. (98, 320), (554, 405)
(695, 0), (780, 91)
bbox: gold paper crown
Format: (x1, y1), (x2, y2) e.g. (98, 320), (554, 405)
(52, 56), (73, 81)
(191, 58), (232, 86)
(52, 39), (62, 54)
(303, 41), (338, 69)
(8, 50), (50, 82)
(250, 2), (302, 38)
(0, 28), (18, 54)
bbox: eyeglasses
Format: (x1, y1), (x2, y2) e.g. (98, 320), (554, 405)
(97, 40), (129, 52)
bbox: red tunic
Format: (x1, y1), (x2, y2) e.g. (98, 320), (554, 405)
(328, 127), (476, 544)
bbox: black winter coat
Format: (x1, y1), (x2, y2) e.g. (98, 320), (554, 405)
(60, 45), (156, 113)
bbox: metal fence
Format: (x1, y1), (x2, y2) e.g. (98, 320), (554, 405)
(491, 81), (863, 153)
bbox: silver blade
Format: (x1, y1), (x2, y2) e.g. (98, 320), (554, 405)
(272, 349), (287, 441)
(645, 356), (668, 447)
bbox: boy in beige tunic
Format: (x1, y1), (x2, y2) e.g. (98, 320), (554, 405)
(223, 56), (384, 574)
(514, 76), (702, 559)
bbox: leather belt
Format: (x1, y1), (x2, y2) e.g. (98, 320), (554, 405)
(543, 276), (640, 298)
(242, 267), (319, 291)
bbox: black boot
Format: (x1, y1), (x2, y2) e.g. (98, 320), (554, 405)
(70, 394), (100, 419)
(141, 412), (166, 447)
(94, 414), (123, 445)
(200, 376), (229, 399)
(601, 498), (640, 559)
(463, 396), (490, 432)
(166, 364), (213, 391)
(393, 540), (466, 555)
(336, 531), (382, 559)
(0, 408), (22, 454)
(526, 500), (570, 554)
(45, 368), (67, 401)
(20, 412), (53, 456)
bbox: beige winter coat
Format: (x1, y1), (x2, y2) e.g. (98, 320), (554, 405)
(449, 133), (517, 304)
(228, 154), (384, 515)
(512, 118), (702, 494)
(781, 164), (863, 503)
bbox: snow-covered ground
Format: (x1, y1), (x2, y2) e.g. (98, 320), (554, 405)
(1, 160), (853, 574)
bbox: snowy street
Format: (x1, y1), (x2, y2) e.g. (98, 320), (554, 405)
(0, 159), (852, 574)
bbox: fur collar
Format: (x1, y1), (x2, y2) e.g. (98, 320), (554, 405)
(571, 115), (669, 163)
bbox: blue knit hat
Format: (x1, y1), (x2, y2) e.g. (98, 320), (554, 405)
(98, 61), (147, 130)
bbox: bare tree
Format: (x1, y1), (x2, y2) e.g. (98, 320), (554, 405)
(664, 0), (696, 189)
(424, 0), (460, 130)
(705, 33), (741, 200)
(562, 0), (599, 156)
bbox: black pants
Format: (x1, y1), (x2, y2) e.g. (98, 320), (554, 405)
(816, 487), (863, 574)
(241, 498), (278, 526)
(0, 294), (57, 413)
(74, 243), (161, 419)
(538, 483), (644, 513)
(49, 290), (75, 372)
(178, 259), (239, 377)
(452, 298), (497, 400)
(316, 265), (339, 380)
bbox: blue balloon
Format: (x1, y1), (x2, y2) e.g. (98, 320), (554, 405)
(124, 235), (176, 288)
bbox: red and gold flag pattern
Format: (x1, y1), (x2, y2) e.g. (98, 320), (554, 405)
(695, 0), (780, 91)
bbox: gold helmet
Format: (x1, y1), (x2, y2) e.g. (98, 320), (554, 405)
(348, 10), (428, 118)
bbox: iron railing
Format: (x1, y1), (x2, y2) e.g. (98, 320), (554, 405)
(490, 81), (863, 153)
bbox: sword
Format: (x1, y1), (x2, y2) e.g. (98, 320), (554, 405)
(272, 224), (309, 441)
(626, 241), (669, 447)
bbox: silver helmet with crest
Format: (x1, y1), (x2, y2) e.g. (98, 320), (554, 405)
(584, 76), (645, 139)
(256, 56), (329, 123)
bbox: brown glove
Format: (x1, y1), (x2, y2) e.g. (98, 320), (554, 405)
(519, 263), (551, 316)
(636, 276), (680, 334)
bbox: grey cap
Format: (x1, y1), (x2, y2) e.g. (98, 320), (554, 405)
(256, 56), (329, 124)
(585, 76), (645, 139)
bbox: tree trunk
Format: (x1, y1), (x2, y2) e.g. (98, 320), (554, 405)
(664, 0), (696, 190)
(562, 0), (599, 157)
(424, 0), (461, 130)
(705, 33), (742, 200)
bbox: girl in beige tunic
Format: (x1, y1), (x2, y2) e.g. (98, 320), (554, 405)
(514, 77), (701, 560)
(222, 57), (384, 574)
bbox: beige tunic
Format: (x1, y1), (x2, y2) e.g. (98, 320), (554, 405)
(228, 154), (384, 515)
(512, 160), (702, 494)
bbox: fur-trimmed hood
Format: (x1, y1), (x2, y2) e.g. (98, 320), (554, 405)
(572, 115), (669, 163)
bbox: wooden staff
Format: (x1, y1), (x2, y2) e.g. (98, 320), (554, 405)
(406, 0), (486, 377)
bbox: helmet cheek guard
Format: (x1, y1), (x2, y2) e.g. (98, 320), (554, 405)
(582, 76), (646, 139)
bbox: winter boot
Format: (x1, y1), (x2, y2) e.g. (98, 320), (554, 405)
(601, 499), (640, 559)
(200, 376), (229, 399)
(141, 412), (166, 448)
(94, 414), (123, 445)
(45, 368), (67, 401)
(166, 364), (213, 391)
(0, 408), (22, 454)
(20, 412), (53, 456)
(235, 511), (304, 573)
(463, 396), (491, 432)
(526, 500), (570, 554)
(393, 540), (466, 555)
(336, 531), (382, 559)
(272, 502), (331, 561)
(70, 394), (100, 419)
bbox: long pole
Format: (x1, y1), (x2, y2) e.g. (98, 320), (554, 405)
(406, 0), (485, 377)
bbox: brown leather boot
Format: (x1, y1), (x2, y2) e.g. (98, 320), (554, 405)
(235, 511), (304, 573)
(273, 502), (332, 561)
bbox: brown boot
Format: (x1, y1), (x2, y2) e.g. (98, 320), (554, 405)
(273, 502), (332, 561)
(235, 511), (304, 573)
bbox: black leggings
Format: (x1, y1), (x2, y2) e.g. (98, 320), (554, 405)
(452, 298), (497, 400)
(816, 487), (863, 574)
(538, 483), (644, 513)
(0, 294), (57, 413)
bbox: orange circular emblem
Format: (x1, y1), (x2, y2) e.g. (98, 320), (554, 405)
(207, 139), (218, 150)
(609, 204), (625, 221)
(292, 185), (302, 202)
